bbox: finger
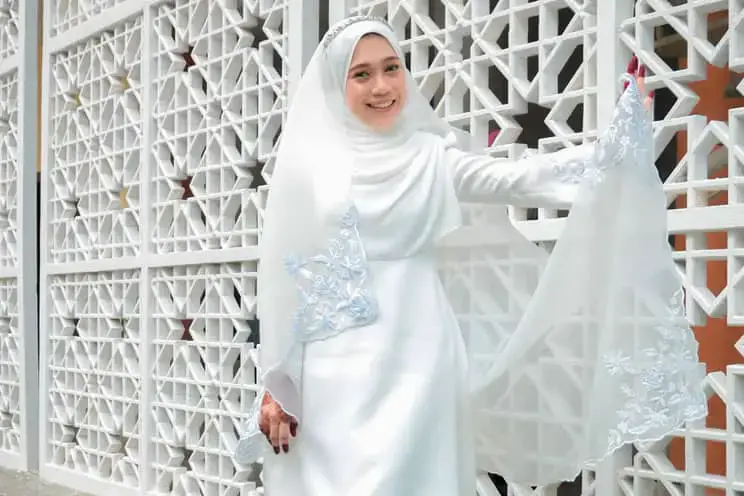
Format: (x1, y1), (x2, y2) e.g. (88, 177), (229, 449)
(269, 417), (281, 455)
(627, 55), (639, 74)
(290, 419), (298, 438)
(259, 408), (270, 438)
(623, 56), (638, 91)
(278, 420), (291, 453)
(259, 418), (269, 438)
(638, 65), (647, 92)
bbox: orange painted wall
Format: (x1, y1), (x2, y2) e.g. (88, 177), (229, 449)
(670, 58), (744, 493)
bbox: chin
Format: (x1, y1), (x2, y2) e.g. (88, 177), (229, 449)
(368, 119), (398, 132)
(365, 111), (402, 133)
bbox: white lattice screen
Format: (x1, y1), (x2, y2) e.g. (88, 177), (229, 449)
(0, 0), (20, 463)
(36, 1), (301, 494)
(0, 0), (39, 475)
(0, 0), (737, 494)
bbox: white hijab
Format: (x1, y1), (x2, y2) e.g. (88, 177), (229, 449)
(256, 16), (707, 486)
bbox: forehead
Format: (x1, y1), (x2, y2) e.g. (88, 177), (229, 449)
(349, 34), (399, 65)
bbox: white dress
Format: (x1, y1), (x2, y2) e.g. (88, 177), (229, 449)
(259, 132), (595, 496)
(238, 56), (708, 491)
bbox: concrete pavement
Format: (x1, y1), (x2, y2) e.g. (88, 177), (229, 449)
(0, 468), (92, 495)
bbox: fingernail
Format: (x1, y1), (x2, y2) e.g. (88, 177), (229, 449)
(290, 424), (297, 437)
(273, 446), (280, 454)
(283, 444), (289, 453)
(627, 56), (638, 73)
(649, 90), (655, 98)
(638, 64), (646, 77)
(623, 80), (629, 90)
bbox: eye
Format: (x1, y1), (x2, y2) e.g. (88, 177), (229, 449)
(352, 71), (370, 79)
(385, 64), (400, 72)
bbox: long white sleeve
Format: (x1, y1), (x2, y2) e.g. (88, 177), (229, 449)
(446, 143), (598, 208)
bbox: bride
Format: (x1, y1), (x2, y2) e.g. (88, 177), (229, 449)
(235, 16), (707, 495)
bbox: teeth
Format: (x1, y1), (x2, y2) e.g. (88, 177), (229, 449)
(369, 101), (394, 109)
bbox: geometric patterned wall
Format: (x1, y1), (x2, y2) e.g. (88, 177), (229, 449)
(0, 0), (21, 470)
(39, 0), (290, 493)
(0, 0), (732, 495)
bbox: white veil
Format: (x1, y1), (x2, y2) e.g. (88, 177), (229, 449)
(252, 16), (707, 486)
(441, 84), (708, 483)
(256, 16), (467, 424)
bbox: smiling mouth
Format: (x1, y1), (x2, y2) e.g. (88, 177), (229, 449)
(367, 100), (395, 110)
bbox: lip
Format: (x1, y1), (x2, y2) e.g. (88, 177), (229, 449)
(366, 100), (396, 111)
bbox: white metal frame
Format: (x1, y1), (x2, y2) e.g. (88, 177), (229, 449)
(17, 0), (40, 474)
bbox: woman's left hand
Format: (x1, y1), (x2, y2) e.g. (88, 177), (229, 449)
(625, 55), (654, 112)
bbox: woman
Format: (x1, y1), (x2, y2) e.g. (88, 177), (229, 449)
(235, 16), (707, 495)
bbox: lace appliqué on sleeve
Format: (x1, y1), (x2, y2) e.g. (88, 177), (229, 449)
(552, 151), (602, 185)
(552, 76), (653, 187)
(602, 290), (708, 453)
(285, 205), (379, 342)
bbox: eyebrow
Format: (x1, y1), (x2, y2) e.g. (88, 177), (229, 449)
(348, 56), (401, 73)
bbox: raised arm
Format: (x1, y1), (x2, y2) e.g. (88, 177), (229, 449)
(446, 142), (597, 208)
(448, 58), (653, 209)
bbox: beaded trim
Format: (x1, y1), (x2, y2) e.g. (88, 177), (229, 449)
(322, 15), (390, 49)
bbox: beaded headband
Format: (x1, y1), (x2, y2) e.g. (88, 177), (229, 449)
(321, 15), (391, 49)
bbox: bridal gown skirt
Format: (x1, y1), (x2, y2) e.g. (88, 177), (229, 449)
(263, 253), (476, 495)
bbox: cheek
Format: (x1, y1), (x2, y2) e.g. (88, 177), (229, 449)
(345, 83), (364, 112)
(393, 75), (406, 102)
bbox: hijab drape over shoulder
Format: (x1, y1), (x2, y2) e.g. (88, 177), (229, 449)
(236, 17), (707, 486)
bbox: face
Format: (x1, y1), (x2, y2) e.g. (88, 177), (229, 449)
(345, 34), (407, 132)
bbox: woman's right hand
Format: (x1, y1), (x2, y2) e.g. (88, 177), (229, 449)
(624, 55), (654, 111)
(259, 391), (298, 454)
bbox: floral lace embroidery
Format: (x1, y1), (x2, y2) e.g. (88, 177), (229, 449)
(602, 287), (708, 452)
(552, 154), (602, 185)
(234, 207), (379, 465)
(552, 77), (652, 187)
(285, 206), (379, 342)
(548, 79), (706, 454)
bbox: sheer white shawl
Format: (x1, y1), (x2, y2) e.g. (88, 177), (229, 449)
(245, 17), (707, 485)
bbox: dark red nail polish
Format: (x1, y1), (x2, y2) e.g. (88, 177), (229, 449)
(627, 56), (638, 73)
(283, 444), (289, 453)
(290, 424), (297, 437)
(649, 90), (655, 98)
(273, 446), (280, 454)
(638, 64), (646, 77)
(623, 81), (629, 90)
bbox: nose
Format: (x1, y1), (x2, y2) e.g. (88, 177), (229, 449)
(370, 75), (390, 95)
